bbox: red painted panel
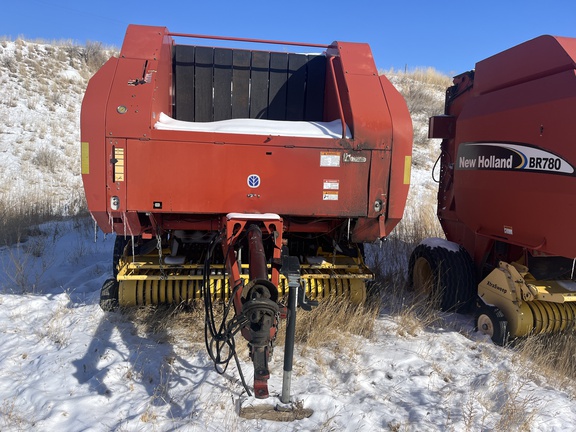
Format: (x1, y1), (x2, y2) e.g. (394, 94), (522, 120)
(379, 76), (412, 233)
(448, 37), (576, 257)
(120, 25), (168, 60)
(474, 35), (576, 96)
(327, 42), (394, 150)
(125, 140), (370, 218)
(81, 58), (118, 233)
(105, 58), (155, 139)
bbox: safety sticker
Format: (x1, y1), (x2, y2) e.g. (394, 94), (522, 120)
(323, 191), (339, 201)
(81, 142), (89, 174)
(323, 179), (340, 190)
(320, 152), (341, 167)
(113, 147), (125, 182)
(504, 226), (513, 235)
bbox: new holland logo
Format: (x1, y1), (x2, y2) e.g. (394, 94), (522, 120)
(456, 142), (575, 176)
(247, 174), (261, 188)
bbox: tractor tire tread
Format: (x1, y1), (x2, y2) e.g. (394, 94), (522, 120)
(100, 278), (120, 312)
(408, 241), (476, 313)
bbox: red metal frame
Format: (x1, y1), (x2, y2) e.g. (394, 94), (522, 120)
(81, 24), (412, 243)
(221, 214), (283, 398)
(167, 31), (331, 49)
(223, 215), (283, 312)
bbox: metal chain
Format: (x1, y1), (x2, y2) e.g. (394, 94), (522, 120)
(270, 310), (281, 348)
(157, 234), (166, 279)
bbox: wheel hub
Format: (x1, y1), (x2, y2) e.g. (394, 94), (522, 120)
(413, 257), (434, 294)
(477, 314), (494, 337)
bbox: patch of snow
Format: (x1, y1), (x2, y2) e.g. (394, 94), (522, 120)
(59, 69), (83, 81)
(154, 112), (352, 139)
(1, 219), (576, 431)
(420, 237), (462, 253)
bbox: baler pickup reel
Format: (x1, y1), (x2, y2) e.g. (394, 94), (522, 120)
(478, 261), (576, 344)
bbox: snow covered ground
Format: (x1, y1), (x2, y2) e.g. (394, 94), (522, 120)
(1, 219), (576, 431)
(2, 38), (576, 431)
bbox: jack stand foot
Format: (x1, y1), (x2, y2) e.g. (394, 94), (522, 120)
(237, 396), (314, 421)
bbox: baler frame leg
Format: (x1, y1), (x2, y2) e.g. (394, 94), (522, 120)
(222, 214), (282, 399)
(280, 255), (301, 404)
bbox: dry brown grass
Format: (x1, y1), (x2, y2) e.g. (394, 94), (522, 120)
(513, 331), (576, 396)
(0, 397), (36, 431)
(0, 193), (57, 245)
(382, 66), (452, 88)
(124, 304), (205, 346)
(289, 298), (379, 347)
(381, 67), (450, 115)
(366, 189), (449, 338)
(0, 188), (87, 246)
(0, 38), (105, 246)
(125, 297), (380, 353)
(369, 192), (443, 286)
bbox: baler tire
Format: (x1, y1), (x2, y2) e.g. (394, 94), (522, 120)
(476, 305), (510, 346)
(100, 278), (120, 312)
(408, 241), (476, 313)
(112, 235), (129, 278)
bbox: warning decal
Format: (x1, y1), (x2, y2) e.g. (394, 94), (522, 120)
(323, 191), (339, 201)
(320, 152), (341, 167)
(323, 179), (340, 190)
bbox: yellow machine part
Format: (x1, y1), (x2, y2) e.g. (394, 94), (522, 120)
(116, 253), (370, 307)
(478, 261), (576, 338)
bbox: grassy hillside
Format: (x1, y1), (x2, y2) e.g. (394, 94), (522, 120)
(0, 38), (113, 243)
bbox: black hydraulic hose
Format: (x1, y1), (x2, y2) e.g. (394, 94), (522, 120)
(202, 233), (253, 396)
(431, 152), (442, 183)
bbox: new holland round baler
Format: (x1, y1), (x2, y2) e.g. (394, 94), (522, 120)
(81, 25), (412, 402)
(411, 35), (576, 345)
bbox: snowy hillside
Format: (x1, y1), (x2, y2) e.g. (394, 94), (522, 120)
(0, 38), (109, 215)
(2, 39), (576, 431)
